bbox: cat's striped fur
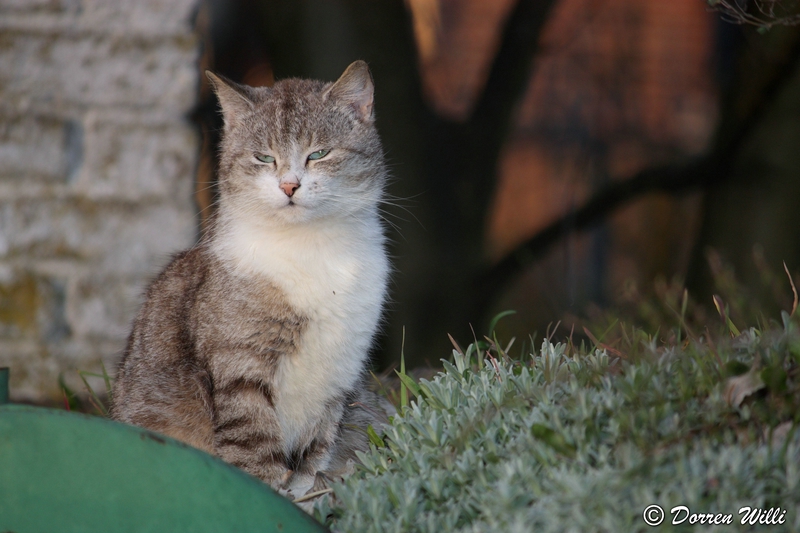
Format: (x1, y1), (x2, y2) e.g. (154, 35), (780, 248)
(111, 61), (390, 495)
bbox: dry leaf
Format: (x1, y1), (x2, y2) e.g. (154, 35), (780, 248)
(724, 369), (765, 408)
(762, 421), (794, 448)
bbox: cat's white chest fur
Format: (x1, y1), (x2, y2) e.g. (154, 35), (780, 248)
(213, 211), (388, 451)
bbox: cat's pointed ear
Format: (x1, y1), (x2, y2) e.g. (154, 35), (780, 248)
(206, 71), (255, 127)
(325, 60), (374, 122)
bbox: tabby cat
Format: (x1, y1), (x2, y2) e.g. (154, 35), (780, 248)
(110, 61), (390, 496)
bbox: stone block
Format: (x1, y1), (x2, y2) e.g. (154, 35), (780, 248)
(79, 0), (199, 35)
(0, 340), (60, 401)
(66, 275), (147, 342)
(0, 270), (69, 342)
(0, 112), (81, 185)
(0, 2), (196, 42)
(0, 0), (78, 14)
(0, 198), (195, 275)
(0, 271), (38, 339)
(0, 31), (199, 113)
(75, 116), (197, 201)
(90, 202), (196, 275)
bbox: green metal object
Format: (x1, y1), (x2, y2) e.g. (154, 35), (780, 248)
(0, 367), (8, 405)
(0, 404), (328, 533)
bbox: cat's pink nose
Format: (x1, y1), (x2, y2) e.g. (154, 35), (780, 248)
(280, 182), (299, 197)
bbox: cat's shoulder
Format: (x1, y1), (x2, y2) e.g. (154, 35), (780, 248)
(142, 246), (216, 303)
(157, 246), (208, 279)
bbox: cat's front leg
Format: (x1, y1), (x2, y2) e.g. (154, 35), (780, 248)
(212, 377), (291, 487)
(284, 402), (345, 496)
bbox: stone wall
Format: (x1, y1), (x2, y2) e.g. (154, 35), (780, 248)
(0, 0), (200, 401)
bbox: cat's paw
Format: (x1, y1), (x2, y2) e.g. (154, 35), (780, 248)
(284, 470), (316, 499)
(279, 468), (294, 489)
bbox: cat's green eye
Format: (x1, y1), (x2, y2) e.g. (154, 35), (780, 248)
(254, 154), (275, 164)
(307, 149), (330, 161)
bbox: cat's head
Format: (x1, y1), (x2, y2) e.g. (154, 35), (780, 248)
(207, 61), (386, 226)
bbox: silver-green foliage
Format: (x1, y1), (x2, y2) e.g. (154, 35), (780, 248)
(316, 318), (800, 532)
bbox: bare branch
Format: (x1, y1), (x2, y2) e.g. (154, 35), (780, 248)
(709, 0), (800, 29)
(477, 29), (800, 307)
(463, 0), (560, 231)
(470, 0), (559, 131)
(476, 157), (715, 308)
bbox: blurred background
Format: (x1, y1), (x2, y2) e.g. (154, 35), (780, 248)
(2, 0), (800, 402)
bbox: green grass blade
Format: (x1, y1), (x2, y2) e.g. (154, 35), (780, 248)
(395, 370), (422, 400)
(58, 373), (80, 411)
(366, 425), (385, 448)
(400, 327), (408, 410)
(77, 370), (107, 416)
(488, 310), (516, 337)
(101, 361), (113, 402)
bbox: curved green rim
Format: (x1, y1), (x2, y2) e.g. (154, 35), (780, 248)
(0, 405), (328, 533)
